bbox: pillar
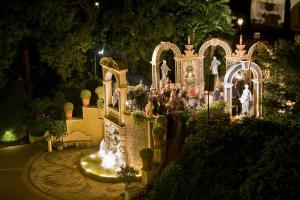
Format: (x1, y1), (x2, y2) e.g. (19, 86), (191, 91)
(223, 83), (233, 115)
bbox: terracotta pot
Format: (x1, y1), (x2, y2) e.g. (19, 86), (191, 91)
(82, 98), (90, 107)
(65, 110), (73, 119)
(141, 158), (152, 171)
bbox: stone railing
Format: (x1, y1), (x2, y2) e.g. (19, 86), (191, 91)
(107, 106), (120, 122)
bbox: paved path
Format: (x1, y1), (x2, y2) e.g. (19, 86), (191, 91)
(29, 148), (127, 200)
(0, 144), (50, 200)
(0, 144), (141, 200)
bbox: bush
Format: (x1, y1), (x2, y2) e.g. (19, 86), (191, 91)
(117, 165), (139, 189)
(140, 148), (153, 159)
(132, 110), (145, 124)
(80, 89), (91, 99)
(95, 86), (104, 96)
(63, 102), (74, 111)
(143, 118), (300, 200)
(155, 115), (167, 127)
(97, 98), (104, 108)
(152, 126), (166, 139)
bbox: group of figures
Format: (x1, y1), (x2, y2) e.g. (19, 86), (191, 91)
(125, 58), (252, 116)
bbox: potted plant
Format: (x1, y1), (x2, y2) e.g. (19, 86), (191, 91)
(140, 148), (153, 170)
(80, 89), (92, 107)
(49, 120), (67, 151)
(95, 86), (104, 99)
(152, 126), (166, 148)
(116, 165), (139, 189)
(63, 102), (74, 119)
(155, 115), (167, 127)
(132, 110), (146, 124)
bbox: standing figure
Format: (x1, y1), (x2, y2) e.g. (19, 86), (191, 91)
(210, 56), (221, 76)
(161, 60), (171, 79)
(239, 84), (252, 115)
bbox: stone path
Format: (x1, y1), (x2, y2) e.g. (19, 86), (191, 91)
(29, 148), (137, 200)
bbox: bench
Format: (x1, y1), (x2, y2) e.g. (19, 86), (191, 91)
(62, 131), (92, 148)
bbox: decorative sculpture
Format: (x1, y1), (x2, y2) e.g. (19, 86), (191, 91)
(210, 56), (221, 76)
(160, 60), (171, 80)
(239, 84), (252, 115)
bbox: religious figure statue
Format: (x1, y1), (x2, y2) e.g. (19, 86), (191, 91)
(161, 60), (171, 79)
(239, 84), (252, 115)
(210, 56), (221, 76)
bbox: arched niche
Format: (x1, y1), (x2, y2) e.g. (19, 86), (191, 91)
(100, 57), (128, 124)
(223, 61), (264, 117)
(198, 38), (233, 72)
(151, 42), (181, 91)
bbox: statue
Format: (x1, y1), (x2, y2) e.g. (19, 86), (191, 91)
(145, 100), (154, 117)
(161, 60), (171, 79)
(239, 84), (252, 115)
(210, 56), (221, 76)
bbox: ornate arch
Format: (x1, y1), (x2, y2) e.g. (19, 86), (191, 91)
(223, 61), (264, 117)
(151, 42), (181, 90)
(247, 42), (271, 58)
(198, 38), (233, 73)
(198, 38), (232, 56)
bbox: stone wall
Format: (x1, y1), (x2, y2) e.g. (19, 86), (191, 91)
(124, 115), (152, 170)
(66, 107), (104, 146)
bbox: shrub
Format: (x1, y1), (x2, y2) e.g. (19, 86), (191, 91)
(97, 98), (105, 108)
(117, 165), (139, 189)
(48, 120), (67, 138)
(80, 89), (91, 99)
(140, 148), (153, 159)
(152, 126), (166, 139)
(63, 102), (74, 111)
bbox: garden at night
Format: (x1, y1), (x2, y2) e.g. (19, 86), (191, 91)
(0, 0), (299, 199)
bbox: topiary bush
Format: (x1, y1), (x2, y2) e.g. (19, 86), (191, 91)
(140, 148), (154, 159)
(80, 89), (91, 99)
(63, 102), (74, 111)
(95, 86), (104, 96)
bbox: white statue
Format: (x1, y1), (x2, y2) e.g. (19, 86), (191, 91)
(239, 84), (252, 115)
(161, 60), (171, 79)
(210, 56), (221, 76)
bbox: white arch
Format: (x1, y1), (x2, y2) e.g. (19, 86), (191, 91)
(223, 61), (264, 117)
(151, 41), (181, 90)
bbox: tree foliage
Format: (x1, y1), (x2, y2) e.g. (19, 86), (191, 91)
(256, 36), (300, 117)
(144, 117), (300, 200)
(96, 0), (235, 78)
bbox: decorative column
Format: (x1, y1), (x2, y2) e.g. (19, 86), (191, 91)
(223, 83), (233, 115)
(252, 79), (264, 117)
(156, 61), (161, 92)
(152, 64), (156, 89)
(199, 56), (204, 85)
(103, 80), (112, 116)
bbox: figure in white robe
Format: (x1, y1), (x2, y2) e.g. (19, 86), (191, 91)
(239, 84), (252, 115)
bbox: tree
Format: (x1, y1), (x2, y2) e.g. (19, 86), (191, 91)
(96, 0), (234, 79)
(257, 36), (300, 117)
(117, 165), (139, 189)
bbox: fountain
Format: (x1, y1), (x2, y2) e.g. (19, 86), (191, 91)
(80, 140), (125, 181)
